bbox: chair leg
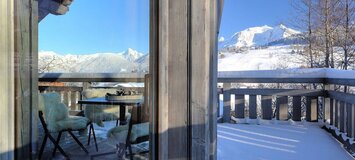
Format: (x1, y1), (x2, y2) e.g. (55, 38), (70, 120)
(116, 119), (119, 126)
(38, 134), (48, 160)
(87, 124), (92, 146)
(91, 124), (98, 152)
(52, 131), (63, 156)
(68, 130), (89, 154)
(47, 133), (69, 158)
(128, 142), (133, 160)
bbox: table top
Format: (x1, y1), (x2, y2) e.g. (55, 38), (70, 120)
(78, 97), (143, 105)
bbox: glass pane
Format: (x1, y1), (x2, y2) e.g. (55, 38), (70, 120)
(38, 0), (151, 159)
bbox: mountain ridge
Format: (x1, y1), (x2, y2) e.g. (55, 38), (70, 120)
(39, 48), (149, 73)
(220, 24), (302, 51)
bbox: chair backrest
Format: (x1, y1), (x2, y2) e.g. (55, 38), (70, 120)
(82, 89), (122, 126)
(38, 92), (69, 132)
(38, 92), (61, 112)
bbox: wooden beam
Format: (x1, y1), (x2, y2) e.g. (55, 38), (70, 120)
(156, 0), (218, 158)
(14, 0), (38, 158)
(0, 0), (15, 159)
(190, 0), (218, 159)
(149, 0), (159, 158)
(327, 90), (355, 105)
(326, 78), (355, 86)
(167, 0), (189, 158)
(156, 0), (169, 158)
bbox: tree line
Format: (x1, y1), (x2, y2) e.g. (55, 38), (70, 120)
(291, 0), (355, 69)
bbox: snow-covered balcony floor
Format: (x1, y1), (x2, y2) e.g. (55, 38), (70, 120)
(217, 122), (354, 160)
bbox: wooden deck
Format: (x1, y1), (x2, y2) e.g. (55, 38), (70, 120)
(38, 121), (149, 160)
(40, 135), (149, 160)
(217, 122), (354, 160)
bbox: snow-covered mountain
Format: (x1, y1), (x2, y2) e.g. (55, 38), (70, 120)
(39, 49), (148, 73)
(38, 25), (308, 73)
(122, 48), (145, 62)
(220, 24), (302, 50)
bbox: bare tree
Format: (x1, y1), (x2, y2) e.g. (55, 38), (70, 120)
(290, 0), (317, 68)
(338, 0), (355, 70)
(39, 55), (58, 73)
(315, 0), (342, 68)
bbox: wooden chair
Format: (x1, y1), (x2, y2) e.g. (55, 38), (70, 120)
(90, 117), (149, 160)
(126, 120), (149, 159)
(38, 92), (97, 159)
(105, 118), (149, 160)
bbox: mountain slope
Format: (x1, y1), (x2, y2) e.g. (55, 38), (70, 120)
(218, 45), (304, 71)
(220, 24), (302, 50)
(39, 49), (148, 73)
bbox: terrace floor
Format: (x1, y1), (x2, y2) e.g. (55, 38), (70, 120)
(217, 121), (354, 160)
(40, 120), (354, 160)
(40, 121), (149, 160)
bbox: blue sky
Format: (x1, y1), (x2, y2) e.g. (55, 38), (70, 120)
(219, 0), (293, 40)
(39, 0), (149, 54)
(39, 0), (292, 55)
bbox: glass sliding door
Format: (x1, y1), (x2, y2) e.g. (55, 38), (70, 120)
(38, 0), (154, 159)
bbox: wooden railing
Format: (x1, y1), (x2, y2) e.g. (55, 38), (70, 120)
(217, 69), (355, 151)
(38, 70), (355, 153)
(38, 73), (146, 111)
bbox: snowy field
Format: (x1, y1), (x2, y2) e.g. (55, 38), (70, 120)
(218, 46), (303, 71)
(217, 122), (354, 160)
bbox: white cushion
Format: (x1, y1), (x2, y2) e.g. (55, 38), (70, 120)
(39, 93), (88, 132)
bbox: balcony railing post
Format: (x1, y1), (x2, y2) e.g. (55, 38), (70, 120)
(249, 95), (257, 119)
(292, 96), (302, 121)
(330, 98), (334, 125)
(235, 95), (245, 119)
(335, 100), (339, 128)
(339, 101), (345, 132)
(261, 96), (272, 120)
(346, 103), (352, 139)
(325, 84), (334, 123)
(223, 83), (231, 123)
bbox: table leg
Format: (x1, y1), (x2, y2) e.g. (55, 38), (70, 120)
(120, 105), (127, 125)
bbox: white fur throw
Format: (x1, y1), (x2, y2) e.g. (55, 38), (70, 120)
(107, 125), (129, 143)
(39, 93), (89, 132)
(82, 89), (130, 127)
(130, 122), (149, 142)
(107, 122), (149, 143)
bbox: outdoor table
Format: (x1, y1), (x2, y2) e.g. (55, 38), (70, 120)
(78, 97), (142, 125)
